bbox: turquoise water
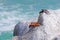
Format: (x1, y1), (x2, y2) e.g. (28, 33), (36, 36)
(0, 31), (13, 40)
(0, 7), (38, 40)
(0, 2), (38, 40)
(0, 0), (60, 40)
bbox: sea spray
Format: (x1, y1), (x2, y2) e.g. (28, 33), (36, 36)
(42, 9), (60, 40)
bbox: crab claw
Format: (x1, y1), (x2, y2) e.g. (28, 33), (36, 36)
(44, 9), (49, 14)
(39, 9), (49, 14)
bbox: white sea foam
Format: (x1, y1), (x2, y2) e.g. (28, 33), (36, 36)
(12, 9), (60, 40)
(38, 9), (60, 40)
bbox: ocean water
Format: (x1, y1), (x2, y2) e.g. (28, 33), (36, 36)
(0, 11), (38, 40)
(0, 12), (38, 40)
(0, 3), (39, 40)
(0, 5), (60, 40)
(0, 0), (60, 40)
